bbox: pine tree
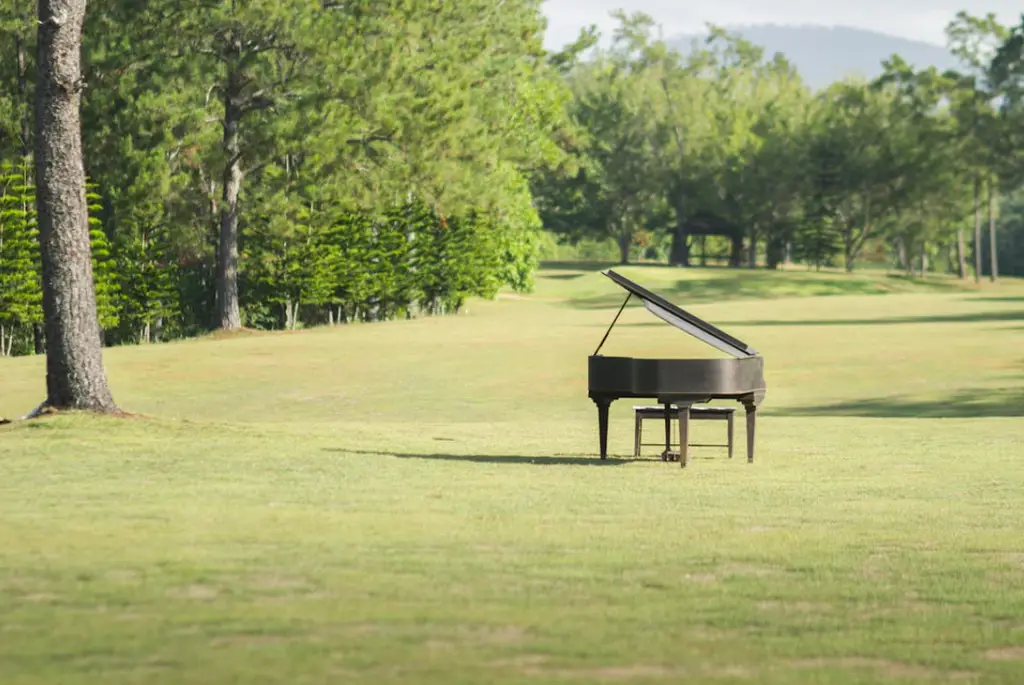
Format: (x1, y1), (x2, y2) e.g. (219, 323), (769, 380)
(86, 183), (120, 333)
(0, 160), (41, 356)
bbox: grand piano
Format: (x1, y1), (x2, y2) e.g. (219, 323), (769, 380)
(588, 270), (766, 467)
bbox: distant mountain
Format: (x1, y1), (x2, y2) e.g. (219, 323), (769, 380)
(667, 24), (961, 90)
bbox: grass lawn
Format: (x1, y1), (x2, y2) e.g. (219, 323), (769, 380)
(2, 263), (1024, 684)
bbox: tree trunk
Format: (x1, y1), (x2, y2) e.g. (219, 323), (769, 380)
(747, 231), (757, 268)
(729, 235), (743, 267)
(669, 224), (689, 266)
(216, 69), (244, 330)
(669, 202), (689, 266)
(973, 176), (981, 283)
(956, 229), (967, 279)
(988, 177), (998, 282)
(616, 231), (630, 265)
(32, 323), (44, 354)
(33, 0), (117, 412)
(17, 33), (31, 160)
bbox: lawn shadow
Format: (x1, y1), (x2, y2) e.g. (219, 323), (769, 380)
(323, 447), (641, 466)
(964, 294), (1024, 302)
(773, 387), (1024, 419)
(566, 272), (971, 310)
(700, 310), (1024, 327)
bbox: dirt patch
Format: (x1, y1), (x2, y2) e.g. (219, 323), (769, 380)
(210, 634), (295, 648)
(757, 600), (830, 613)
(248, 575), (312, 591)
(168, 584), (218, 600)
(22, 593), (59, 603)
(788, 657), (975, 680)
(683, 573), (717, 583)
(521, 664), (679, 680)
(104, 569), (142, 584)
(455, 624), (527, 645)
(719, 563), (781, 577)
(984, 646), (1024, 661)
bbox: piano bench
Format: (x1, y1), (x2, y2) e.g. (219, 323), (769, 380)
(633, 405), (735, 459)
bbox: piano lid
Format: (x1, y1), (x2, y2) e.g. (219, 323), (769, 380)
(602, 269), (758, 358)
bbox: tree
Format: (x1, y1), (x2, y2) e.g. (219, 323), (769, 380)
(33, 0), (117, 412)
(0, 160), (41, 356)
(945, 11), (1009, 281)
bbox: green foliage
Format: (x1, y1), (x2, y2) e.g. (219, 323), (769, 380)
(86, 184), (120, 332)
(5, 3), (1024, 355)
(0, 160), (40, 355)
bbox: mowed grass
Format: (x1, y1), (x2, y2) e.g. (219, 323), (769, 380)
(1, 263), (1024, 684)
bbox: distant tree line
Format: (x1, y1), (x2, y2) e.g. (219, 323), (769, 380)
(534, 11), (1024, 280)
(3, 4), (1024, 360)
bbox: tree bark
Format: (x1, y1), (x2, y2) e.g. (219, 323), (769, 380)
(16, 33), (31, 160)
(669, 199), (689, 266)
(956, 229), (967, 279)
(988, 177), (998, 282)
(216, 68), (244, 330)
(616, 228), (630, 265)
(33, 0), (117, 412)
(973, 176), (981, 283)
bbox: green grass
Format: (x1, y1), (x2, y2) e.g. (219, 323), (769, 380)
(2, 263), (1024, 684)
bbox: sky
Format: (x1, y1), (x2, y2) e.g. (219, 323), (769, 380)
(541, 0), (1021, 49)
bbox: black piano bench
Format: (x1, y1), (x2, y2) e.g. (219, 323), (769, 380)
(633, 405), (735, 459)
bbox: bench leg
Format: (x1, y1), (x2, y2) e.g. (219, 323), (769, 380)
(678, 405), (690, 468)
(727, 411), (734, 459)
(745, 404), (756, 463)
(634, 412), (642, 457)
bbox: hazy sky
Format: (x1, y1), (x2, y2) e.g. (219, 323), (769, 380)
(541, 0), (1021, 49)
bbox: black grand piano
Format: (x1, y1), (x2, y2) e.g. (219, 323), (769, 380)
(588, 270), (766, 467)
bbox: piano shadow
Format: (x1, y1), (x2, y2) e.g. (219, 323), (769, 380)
(322, 448), (643, 466)
(772, 387), (1024, 419)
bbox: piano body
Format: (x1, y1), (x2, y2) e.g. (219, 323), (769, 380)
(588, 270), (766, 467)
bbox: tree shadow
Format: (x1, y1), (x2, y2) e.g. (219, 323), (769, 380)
(773, 387), (1024, 418)
(966, 295), (1024, 303)
(566, 273), (970, 310)
(702, 310), (1024, 327)
(322, 448), (641, 465)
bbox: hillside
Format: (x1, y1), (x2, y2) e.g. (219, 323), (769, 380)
(668, 24), (961, 90)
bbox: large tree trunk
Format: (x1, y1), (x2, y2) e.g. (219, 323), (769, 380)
(956, 229), (967, 279)
(216, 70), (244, 330)
(988, 177), (998, 282)
(973, 176), (981, 283)
(33, 0), (117, 412)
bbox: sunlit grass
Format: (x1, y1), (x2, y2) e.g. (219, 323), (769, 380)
(2, 264), (1023, 683)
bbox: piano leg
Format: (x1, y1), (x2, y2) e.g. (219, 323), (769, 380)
(745, 403), (756, 463)
(678, 404), (690, 468)
(595, 398), (611, 459)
